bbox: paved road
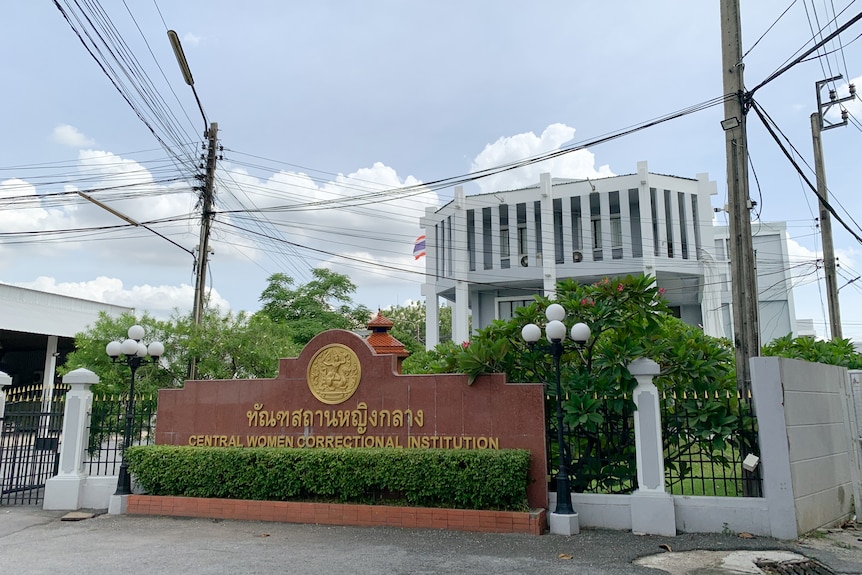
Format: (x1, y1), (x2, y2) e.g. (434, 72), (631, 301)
(1, 506), (861, 575)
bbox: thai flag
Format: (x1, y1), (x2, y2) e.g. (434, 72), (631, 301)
(413, 235), (426, 260)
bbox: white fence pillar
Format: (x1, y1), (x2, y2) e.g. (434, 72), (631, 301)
(628, 358), (676, 536)
(43, 368), (98, 510)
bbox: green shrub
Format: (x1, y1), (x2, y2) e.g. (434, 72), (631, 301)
(127, 445), (531, 511)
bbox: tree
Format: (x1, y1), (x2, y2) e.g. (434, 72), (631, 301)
(62, 271), (371, 393)
(418, 275), (743, 493)
(401, 341), (462, 375)
(174, 307), (301, 380)
(58, 311), (179, 395)
(258, 269), (372, 345)
(762, 333), (862, 369)
(381, 300), (453, 355)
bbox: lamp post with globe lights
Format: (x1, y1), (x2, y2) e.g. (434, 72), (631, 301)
(521, 303), (591, 518)
(105, 324), (164, 496)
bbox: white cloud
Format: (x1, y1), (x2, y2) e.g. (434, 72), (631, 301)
(52, 124), (95, 148)
(470, 123), (614, 193)
(785, 235), (818, 262)
(0, 178), (52, 231)
(14, 276), (228, 318)
(183, 32), (201, 47)
(214, 160), (437, 266)
(2, 124), (624, 316)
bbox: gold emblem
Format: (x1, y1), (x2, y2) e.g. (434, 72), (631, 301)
(307, 344), (362, 405)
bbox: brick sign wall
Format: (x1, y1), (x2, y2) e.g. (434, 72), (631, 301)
(155, 329), (549, 508)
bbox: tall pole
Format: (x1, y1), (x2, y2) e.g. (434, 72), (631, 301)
(189, 121), (218, 380)
(115, 359), (139, 496)
(811, 76), (854, 340)
(720, 0), (760, 397)
(550, 339), (574, 515)
(107, 326), (164, 497)
(810, 113), (842, 339)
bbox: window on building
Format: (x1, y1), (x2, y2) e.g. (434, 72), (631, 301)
(571, 196), (582, 259)
(499, 204), (510, 269)
(714, 237), (725, 261)
(590, 192), (603, 261)
(650, 188), (660, 257)
(534, 201), (542, 263)
(691, 195), (702, 260)
(678, 192), (689, 260)
(467, 209), (476, 271)
(553, 198), (564, 264)
(609, 191), (622, 260)
(447, 216), (454, 275)
(628, 189), (643, 258)
(482, 207), (493, 270)
(497, 298), (535, 321)
(435, 223), (441, 278)
(516, 203), (527, 257)
(664, 189), (674, 258)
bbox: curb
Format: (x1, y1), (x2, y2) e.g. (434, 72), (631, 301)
(126, 495), (547, 535)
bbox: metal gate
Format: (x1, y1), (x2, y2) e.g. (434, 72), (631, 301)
(0, 388), (64, 505)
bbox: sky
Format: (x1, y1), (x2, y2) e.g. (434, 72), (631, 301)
(3, 2), (862, 343)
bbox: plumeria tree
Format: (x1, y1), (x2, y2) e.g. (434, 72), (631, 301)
(421, 275), (742, 493)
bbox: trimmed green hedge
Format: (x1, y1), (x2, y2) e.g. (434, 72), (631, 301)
(126, 446), (531, 511)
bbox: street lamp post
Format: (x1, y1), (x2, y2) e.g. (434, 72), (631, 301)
(106, 324), (164, 496)
(521, 304), (591, 517)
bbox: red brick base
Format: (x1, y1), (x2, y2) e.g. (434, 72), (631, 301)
(127, 495), (547, 535)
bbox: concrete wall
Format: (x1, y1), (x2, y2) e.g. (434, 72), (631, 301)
(846, 370), (862, 519)
(850, 370), (862, 436)
(752, 357), (855, 536)
(558, 357), (856, 539)
(565, 494), (774, 537)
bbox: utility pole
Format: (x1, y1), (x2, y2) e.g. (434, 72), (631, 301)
(811, 76), (855, 340)
(169, 30), (219, 381)
(720, 0), (760, 397)
(189, 121), (218, 380)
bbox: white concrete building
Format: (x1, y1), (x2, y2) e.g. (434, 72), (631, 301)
(420, 161), (798, 348)
(713, 221), (799, 345)
(0, 283), (131, 396)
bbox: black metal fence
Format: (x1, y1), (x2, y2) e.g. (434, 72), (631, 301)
(0, 386), (67, 505)
(551, 393), (637, 494)
(84, 393), (158, 476)
(662, 390), (762, 497)
(551, 389), (762, 497)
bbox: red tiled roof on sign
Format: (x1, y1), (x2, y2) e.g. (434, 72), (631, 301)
(366, 310), (409, 364)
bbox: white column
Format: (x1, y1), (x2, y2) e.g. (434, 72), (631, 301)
(580, 188), (593, 259)
(43, 368), (98, 510)
(620, 187), (632, 259)
(699, 250), (725, 337)
(628, 357), (676, 536)
(599, 188), (612, 262)
(638, 162), (657, 275)
(654, 184), (667, 259)
(39, 335), (59, 413)
(0, 371), (10, 420)
(422, 285), (439, 350)
(540, 173), (557, 297)
(421, 208), (439, 349)
(452, 187), (470, 344)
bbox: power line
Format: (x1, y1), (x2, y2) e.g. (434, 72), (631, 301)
(750, 100), (862, 243)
